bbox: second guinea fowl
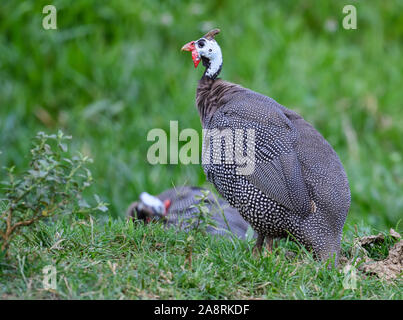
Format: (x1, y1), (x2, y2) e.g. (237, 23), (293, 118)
(127, 186), (252, 239)
(181, 29), (351, 264)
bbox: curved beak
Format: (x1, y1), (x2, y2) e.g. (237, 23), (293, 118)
(181, 41), (201, 68)
(181, 41), (195, 52)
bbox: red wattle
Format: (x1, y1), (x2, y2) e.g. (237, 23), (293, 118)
(163, 199), (171, 215)
(192, 50), (201, 68)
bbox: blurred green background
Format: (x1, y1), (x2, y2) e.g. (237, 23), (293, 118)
(0, 0), (402, 230)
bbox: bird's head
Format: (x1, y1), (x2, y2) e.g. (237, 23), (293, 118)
(127, 192), (171, 224)
(181, 28), (222, 79)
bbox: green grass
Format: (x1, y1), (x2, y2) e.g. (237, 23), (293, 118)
(0, 217), (401, 299)
(0, 0), (402, 299)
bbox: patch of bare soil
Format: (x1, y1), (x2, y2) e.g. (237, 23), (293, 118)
(353, 229), (402, 281)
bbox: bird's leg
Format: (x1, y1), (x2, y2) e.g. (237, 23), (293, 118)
(266, 237), (273, 252)
(263, 237), (274, 257)
(252, 233), (265, 256)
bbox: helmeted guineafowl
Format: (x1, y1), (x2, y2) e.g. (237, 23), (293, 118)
(127, 186), (252, 239)
(181, 29), (351, 264)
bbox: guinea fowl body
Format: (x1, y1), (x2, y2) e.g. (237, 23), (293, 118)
(182, 29), (351, 264)
(197, 77), (350, 263)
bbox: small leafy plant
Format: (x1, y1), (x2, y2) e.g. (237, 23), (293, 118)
(188, 190), (218, 235)
(0, 131), (108, 254)
(182, 190), (218, 269)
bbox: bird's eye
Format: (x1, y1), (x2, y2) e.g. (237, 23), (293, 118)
(198, 40), (205, 48)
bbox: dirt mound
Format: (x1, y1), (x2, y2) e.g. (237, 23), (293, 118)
(354, 228), (402, 281)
